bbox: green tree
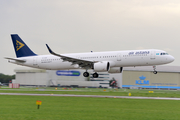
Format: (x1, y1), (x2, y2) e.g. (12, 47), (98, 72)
(0, 73), (15, 83)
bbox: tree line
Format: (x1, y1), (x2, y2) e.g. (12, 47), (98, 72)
(0, 73), (15, 83)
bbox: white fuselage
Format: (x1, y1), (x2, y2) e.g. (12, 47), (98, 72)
(8, 49), (174, 70)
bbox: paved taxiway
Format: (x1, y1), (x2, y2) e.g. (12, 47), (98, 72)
(0, 93), (180, 100)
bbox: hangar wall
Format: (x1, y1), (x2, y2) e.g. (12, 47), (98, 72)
(16, 73), (47, 85)
(14, 69), (48, 86)
(123, 66), (180, 89)
(13, 68), (121, 87)
(123, 71), (180, 89)
(13, 66), (180, 89)
(46, 70), (113, 87)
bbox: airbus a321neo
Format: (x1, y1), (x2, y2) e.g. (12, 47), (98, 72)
(5, 34), (175, 78)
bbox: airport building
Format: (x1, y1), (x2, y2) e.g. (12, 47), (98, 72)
(12, 66), (180, 89)
(13, 68), (121, 88)
(123, 66), (180, 89)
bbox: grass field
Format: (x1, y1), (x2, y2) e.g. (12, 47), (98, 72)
(1, 95), (180, 120)
(1, 87), (180, 120)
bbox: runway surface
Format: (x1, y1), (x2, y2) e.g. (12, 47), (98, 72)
(0, 93), (180, 100)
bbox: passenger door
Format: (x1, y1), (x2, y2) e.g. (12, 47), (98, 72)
(117, 53), (121, 61)
(150, 51), (155, 59)
(33, 57), (39, 67)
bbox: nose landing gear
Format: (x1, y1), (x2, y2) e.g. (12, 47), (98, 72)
(153, 71), (157, 74)
(153, 66), (157, 74)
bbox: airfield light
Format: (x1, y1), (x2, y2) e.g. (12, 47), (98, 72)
(36, 100), (42, 109)
(128, 93), (131, 96)
(55, 88), (57, 90)
(149, 91), (154, 93)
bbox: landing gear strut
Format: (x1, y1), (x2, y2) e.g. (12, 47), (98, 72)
(153, 66), (157, 74)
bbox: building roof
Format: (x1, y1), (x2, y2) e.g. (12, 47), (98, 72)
(14, 67), (46, 73)
(123, 66), (180, 73)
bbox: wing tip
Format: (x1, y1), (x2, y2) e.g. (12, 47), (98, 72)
(46, 44), (53, 54)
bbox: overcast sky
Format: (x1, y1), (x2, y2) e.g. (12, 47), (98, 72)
(1, 0), (180, 75)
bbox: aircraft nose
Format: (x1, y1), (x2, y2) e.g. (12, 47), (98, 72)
(169, 55), (175, 62)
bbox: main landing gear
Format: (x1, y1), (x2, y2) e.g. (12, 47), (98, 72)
(92, 73), (99, 78)
(83, 72), (89, 77)
(83, 71), (99, 78)
(153, 66), (157, 74)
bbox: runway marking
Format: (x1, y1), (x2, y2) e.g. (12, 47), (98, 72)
(0, 93), (180, 100)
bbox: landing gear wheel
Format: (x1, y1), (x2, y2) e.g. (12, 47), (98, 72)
(93, 73), (99, 78)
(153, 71), (157, 74)
(152, 66), (157, 74)
(83, 72), (89, 77)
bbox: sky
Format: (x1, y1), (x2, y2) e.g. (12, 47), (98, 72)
(1, 0), (180, 75)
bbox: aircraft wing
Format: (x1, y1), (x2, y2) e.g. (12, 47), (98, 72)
(46, 44), (97, 69)
(5, 57), (26, 62)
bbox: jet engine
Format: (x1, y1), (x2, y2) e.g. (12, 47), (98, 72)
(93, 61), (110, 72)
(108, 67), (123, 73)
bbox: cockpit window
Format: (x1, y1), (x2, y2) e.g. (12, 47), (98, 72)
(160, 53), (168, 55)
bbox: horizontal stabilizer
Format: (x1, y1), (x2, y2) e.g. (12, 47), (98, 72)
(4, 57), (26, 62)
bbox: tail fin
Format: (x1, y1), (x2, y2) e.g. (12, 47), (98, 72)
(11, 34), (37, 58)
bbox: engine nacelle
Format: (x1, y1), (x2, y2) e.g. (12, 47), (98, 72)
(108, 67), (123, 73)
(73, 64), (79, 68)
(94, 61), (110, 72)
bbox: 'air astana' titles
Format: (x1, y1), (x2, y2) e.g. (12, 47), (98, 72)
(129, 51), (150, 55)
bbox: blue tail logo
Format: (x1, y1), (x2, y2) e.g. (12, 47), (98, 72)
(11, 34), (37, 58)
(16, 40), (25, 51)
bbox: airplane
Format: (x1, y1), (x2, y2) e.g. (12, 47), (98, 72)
(5, 34), (175, 78)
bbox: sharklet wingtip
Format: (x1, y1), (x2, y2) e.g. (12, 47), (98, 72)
(46, 44), (53, 54)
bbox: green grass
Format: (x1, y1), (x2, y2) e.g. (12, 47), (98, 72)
(0, 95), (180, 120)
(1, 88), (180, 119)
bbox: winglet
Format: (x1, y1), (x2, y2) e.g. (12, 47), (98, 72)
(46, 44), (59, 56)
(45, 44), (69, 59)
(46, 44), (53, 54)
